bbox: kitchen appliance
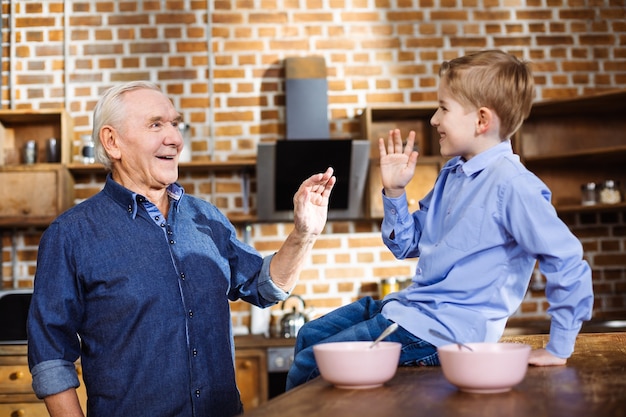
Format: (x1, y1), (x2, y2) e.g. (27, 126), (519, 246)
(267, 346), (295, 398)
(256, 140), (369, 221)
(280, 295), (308, 339)
(0, 289), (33, 344)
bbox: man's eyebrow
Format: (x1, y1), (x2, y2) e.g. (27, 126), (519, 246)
(147, 115), (183, 123)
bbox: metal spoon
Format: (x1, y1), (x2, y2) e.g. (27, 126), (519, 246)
(370, 322), (399, 349)
(429, 328), (474, 352)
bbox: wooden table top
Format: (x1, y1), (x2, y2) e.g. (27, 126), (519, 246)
(239, 332), (626, 417)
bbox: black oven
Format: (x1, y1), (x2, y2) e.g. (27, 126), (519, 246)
(267, 346), (294, 398)
(0, 289), (33, 344)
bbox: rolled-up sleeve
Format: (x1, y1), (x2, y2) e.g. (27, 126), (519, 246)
(31, 359), (80, 399)
(258, 255), (291, 303)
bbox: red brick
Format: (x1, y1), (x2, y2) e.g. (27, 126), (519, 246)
(536, 35), (575, 46)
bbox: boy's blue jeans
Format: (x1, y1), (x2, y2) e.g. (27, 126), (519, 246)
(285, 296), (440, 390)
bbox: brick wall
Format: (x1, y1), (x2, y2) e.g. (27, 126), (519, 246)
(2, 0), (626, 331)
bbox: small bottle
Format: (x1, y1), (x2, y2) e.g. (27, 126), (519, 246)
(23, 140), (38, 164)
(81, 134), (95, 164)
(580, 182), (597, 206)
(380, 277), (400, 299)
(599, 180), (621, 204)
(46, 137), (60, 163)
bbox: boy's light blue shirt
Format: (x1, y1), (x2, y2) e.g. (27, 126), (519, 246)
(381, 140), (593, 358)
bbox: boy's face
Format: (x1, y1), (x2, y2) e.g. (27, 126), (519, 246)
(430, 81), (482, 160)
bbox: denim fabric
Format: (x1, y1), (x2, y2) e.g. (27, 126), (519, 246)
(28, 175), (287, 417)
(286, 297), (438, 390)
(380, 140), (593, 358)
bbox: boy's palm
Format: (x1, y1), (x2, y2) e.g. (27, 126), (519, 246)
(379, 129), (419, 196)
(380, 152), (418, 190)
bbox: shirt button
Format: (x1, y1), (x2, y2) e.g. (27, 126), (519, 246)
(188, 310), (193, 318)
(169, 239), (175, 244)
(192, 348), (198, 357)
(180, 273), (185, 280)
(155, 216), (160, 221)
(195, 389), (200, 397)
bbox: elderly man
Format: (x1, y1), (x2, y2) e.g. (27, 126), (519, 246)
(28, 81), (335, 417)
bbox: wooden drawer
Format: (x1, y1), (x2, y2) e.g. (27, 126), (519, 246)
(0, 366), (32, 394)
(0, 402), (48, 417)
(0, 164), (74, 227)
(235, 348), (267, 411)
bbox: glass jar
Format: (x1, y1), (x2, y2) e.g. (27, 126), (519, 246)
(580, 182), (597, 206)
(23, 140), (37, 164)
(379, 277), (400, 299)
(599, 180), (622, 204)
(81, 134), (95, 164)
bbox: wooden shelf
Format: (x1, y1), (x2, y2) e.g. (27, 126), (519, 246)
(522, 146), (626, 166)
(515, 89), (626, 211)
(359, 104), (443, 217)
(555, 201), (626, 214)
(66, 158), (257, 174)
(0, 109), (74, 165)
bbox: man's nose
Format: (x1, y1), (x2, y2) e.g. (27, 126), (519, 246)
(165, 122), (184, 144)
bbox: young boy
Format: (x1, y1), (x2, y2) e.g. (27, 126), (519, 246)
(286, 49), (594, 389)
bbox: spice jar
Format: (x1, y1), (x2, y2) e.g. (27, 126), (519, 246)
(81, 134), (95, 164)
(380, 277), (400, 299)
(23, 140), (37, 164)
(580, 182), (597, 206)
(599, 180), (622, 204)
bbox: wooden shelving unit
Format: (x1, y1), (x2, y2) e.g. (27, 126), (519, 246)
(515, 89), (626, 211)
(359, 103), (444, 217)
(66, 158), (257, 174)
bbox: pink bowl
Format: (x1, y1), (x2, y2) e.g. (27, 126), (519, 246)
(437, 342), (531, 394)
(313, 341), (401, 389)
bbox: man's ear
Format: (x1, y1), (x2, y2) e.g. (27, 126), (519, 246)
(476, 107), (493, 134)
(100, 126), (121, 160)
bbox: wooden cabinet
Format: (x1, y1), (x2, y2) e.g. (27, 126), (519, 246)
(514, 89), (626, 212)
(0, 109), (74, 166)
(0, 164), (74, 228)
(235, 348), (268, 411)
(0, 345), (86, 417)
(0, 109), (75, 228)
(234, 335), (296, 412)
(359, 105), (444, 217)
(0, 340), (281, 416)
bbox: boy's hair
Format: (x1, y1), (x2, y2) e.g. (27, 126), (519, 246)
(438, 50), (535, 140)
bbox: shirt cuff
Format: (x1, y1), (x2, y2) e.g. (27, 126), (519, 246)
(546, 323), (582, 358)
(382, 191), (411, 218)
(381, 190), (412, 237)
(258, 254), (290, 303)
(31, 359), (80, 399)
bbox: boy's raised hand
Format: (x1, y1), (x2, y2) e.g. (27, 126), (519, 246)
(378, 129), (420, 198)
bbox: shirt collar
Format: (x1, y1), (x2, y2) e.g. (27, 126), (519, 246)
(447, 139), (513, 177)
(103, 174), (185, 219)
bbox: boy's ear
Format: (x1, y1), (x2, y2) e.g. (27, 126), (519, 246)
(476, 107), (493, 134)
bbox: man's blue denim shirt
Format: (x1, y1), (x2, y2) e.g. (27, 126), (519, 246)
(27, 175), (288, 417)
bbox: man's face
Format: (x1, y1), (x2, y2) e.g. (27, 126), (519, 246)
(107, 88), (183, 195)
